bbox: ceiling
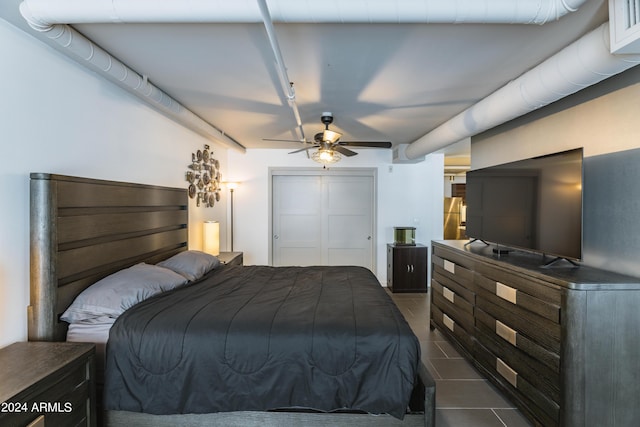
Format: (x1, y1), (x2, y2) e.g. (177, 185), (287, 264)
(2, 0), (609, 163)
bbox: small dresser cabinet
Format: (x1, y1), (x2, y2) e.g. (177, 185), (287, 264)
(431, 240), (640, 427)
(0, 342), (96, 427)
(387, 244), (428, 292)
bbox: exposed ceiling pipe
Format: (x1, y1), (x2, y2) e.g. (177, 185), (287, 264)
(19, 0), (588, 25)
(404, 22), (640, 159)
(256, 0), (306, 142)
(18, 0), (595, 154)
(17, 18), (246, 153)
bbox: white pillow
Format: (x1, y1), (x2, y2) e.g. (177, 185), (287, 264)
(61, 263), (188, 323)
(157, 250), (220, 281)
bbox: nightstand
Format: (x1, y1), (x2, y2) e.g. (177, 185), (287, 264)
(218, 251), (243, 266)
(387, 244), (428, 293)
(0, 342), (96, 427)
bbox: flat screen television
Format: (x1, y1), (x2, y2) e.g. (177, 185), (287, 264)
(465, 148), (583, 262)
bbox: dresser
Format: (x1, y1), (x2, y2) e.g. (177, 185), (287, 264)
(387, 244), (428, 292)
(0, 342), (96, 427)
(431, 240), (640, 427)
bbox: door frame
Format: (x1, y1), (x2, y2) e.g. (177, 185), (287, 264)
(268, 167), (377, 271)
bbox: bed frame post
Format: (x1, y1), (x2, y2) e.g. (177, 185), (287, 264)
(29, 174), (58, 341)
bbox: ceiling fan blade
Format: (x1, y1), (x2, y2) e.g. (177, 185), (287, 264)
(333, 146), (358, 157)
(263, 138), (308, 143)
(288, 145), (318, 154)
(339, 141), (392, 148)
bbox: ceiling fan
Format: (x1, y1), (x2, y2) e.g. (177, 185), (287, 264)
(264, 112), (392, 164)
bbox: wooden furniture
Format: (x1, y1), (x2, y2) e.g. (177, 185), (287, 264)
(387, 244), (428, 292)
(217, 251), (243, 266)
(29, 173), (187, 342)
(29, 173), (434, 427)
(431, 240), (640, 427)
(0, 342), (96, 427)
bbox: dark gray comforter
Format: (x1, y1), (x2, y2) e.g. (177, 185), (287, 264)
(104, 265), (421, 419)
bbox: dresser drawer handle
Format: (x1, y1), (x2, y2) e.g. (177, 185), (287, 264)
(442, 286), (455, 303)
(496, 358), (518, 388)
(443, 260), (456, 274)
(496, 282), (517, 304)
(442, 313), (455, 332)
(496, 320), (517, 346)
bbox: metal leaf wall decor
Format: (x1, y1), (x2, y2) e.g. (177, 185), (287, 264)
(186, 144), (222, 207)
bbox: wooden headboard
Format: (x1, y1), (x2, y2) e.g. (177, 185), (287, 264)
(29, 173), (188, 342)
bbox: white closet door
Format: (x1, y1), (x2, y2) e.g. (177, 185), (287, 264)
(323, 175), (374, 267)
(272, 175), (322, 266)
(272, 173), (374, 269)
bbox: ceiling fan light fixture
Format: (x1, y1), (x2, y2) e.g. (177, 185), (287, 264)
(312, 148), (341, 164)
(323, 129), (342, 144)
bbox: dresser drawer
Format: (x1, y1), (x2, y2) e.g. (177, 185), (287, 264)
(474, 340), (559, 427)
(475, 306), (560, 374)
(433, 245), (475, 271)
(475, 273), (560, 323)
(475, 321), (560, 402)
(476, 292), (560, 354)
(431, 279), (473, 315)
(432, 284), (474, 333)
(475, 262), (562, 306)
(432, 264), (475, 303)
(431, 304), (474, 351)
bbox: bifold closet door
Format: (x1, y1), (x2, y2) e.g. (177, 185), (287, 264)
(272, 174), (374, 269)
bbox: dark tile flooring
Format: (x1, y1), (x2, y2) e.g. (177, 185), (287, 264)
(389, 291), (533, 427)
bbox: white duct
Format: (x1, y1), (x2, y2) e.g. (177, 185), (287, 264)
(18, 14), (246, 152)
(404, 22), (640, 159)
(18, 0), (600, 154)
(19, 0), (588, 26)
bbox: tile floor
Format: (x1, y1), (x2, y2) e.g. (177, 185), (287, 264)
(389, 291), (533, 427)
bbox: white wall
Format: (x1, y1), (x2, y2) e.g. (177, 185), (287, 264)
(470, 65), (640, 276)
(0, 19), (229, 348)
(471, 72), (640, 169)
(228, 148), (444, 283)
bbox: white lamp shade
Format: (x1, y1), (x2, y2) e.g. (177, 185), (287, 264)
(203, 221), (220, 256)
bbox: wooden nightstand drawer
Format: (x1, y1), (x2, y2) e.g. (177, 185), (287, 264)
(0, 342), (95, 427)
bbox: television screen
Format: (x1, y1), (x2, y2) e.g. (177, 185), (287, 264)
(465, 148), (583, 261)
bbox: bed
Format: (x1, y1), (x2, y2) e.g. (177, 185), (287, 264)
(29, 173), (435, 427)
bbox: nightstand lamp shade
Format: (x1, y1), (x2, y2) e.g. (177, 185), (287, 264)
(203, 221), (220, 256)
